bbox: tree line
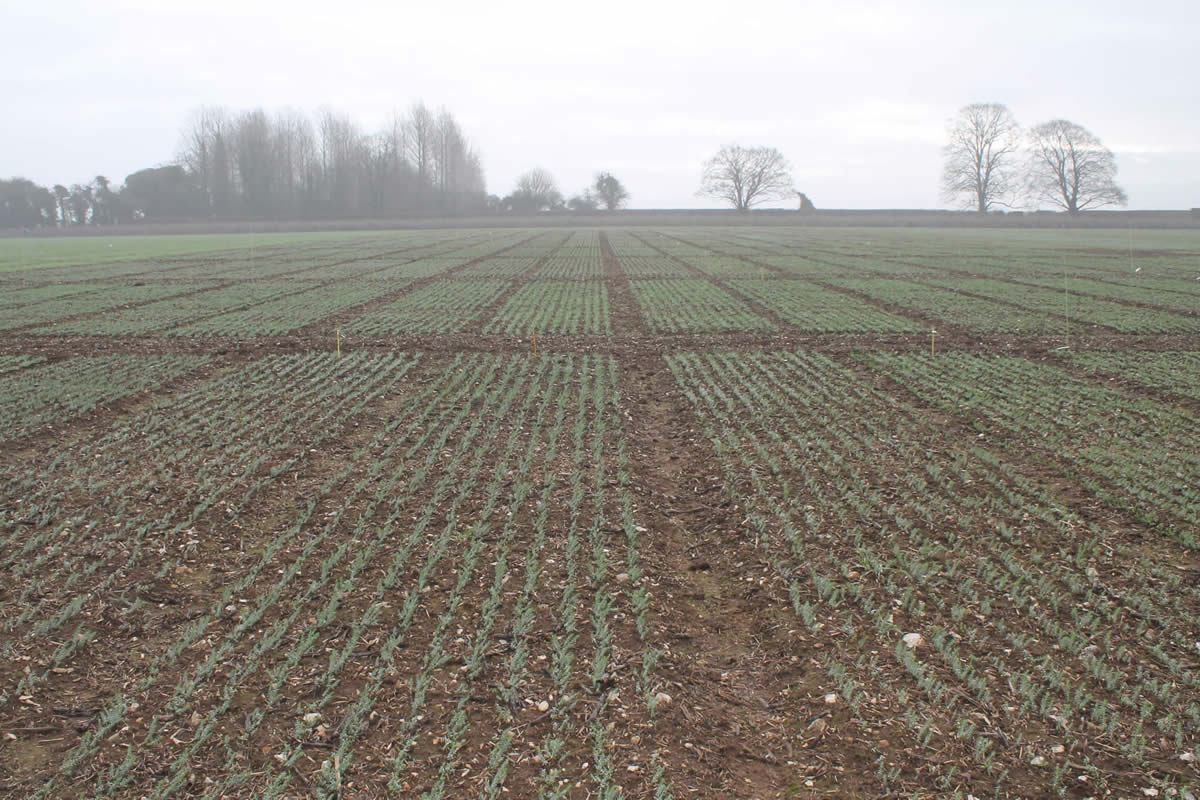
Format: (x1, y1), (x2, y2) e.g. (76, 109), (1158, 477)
(0, 101), (1134, 229)
(0, 102), (488, 229)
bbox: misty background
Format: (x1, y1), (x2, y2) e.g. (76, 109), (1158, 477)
(3, 0), (1197, 211)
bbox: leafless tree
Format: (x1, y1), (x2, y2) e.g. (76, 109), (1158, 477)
(404, 102), (436, 198)
(698, 145), (793, 210)
(591, 172), (629, 210)
(1026, 119), (1127, 212)
(273, 107), (315, 215)
(941, 103), (1021, 212)
(178, 106), (234, 215)
(233, 109), (275, 216)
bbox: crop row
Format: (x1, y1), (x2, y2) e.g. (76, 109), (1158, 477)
(1065, 350), (1200, 402)
(664, 231), (952, 277)
(1108, 277), (1200, 298)
(173, 282), (407, 337)
(0, 283), (205, 332)
(5, 230), (508, 289)
(669, 350), (1200, 797)
(1014, 276), (1200, 316)
(0, 353), (208, 441)
(860, 352), (1200, 541)
(927, 278), (1200, 333)
(0, 354), (44, 375)
(828, 277), (1067, 333)
(39, 282), (313, 336)
(0, 351), (417, 716)
(0, 283), (101, 310)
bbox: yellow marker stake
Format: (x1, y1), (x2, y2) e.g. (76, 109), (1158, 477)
(532, 329), (538, 357)
(336, 329), (341, 359)
(930, 329), (936, 357)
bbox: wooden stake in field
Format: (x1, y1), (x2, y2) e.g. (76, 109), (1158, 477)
(532, 328), (538, 357)
(930, 328), (936, 357)
(336, 328), (341, 359)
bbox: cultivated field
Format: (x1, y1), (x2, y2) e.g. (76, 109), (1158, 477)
(2, 225), (1199, 799)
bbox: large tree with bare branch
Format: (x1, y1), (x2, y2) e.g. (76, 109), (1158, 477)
(1026, 119), (1127, 213)
(698, 145), (793, 210)
(941, 103), (1021, 212)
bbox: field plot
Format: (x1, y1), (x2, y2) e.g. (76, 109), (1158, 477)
(0, 355), (44, 375)
(483, 281), (611, 335)
(0, 284), (102, 310)
(40, 282), (312, 336)
(347, 280), (508, 335)
(630, 279), (774, 333)
(730, 279), (925, 332)
(925, 278), (1200, 333)
(456, 257), (541, 278)
(0, 283), (204, 332)
(1014, 276), (1200, 316)
(535, 253), (604, 279)
(829, 276), (1074, 333)
(668, 350), (1200, 797)
(0, 354), (207, 440)
(861, 352), (1200, 538)
(175, 283), (406, 337)
(2, 225), (1200, 799)
(612, 256), (694, 278)
(1066, 350), (1200, 402)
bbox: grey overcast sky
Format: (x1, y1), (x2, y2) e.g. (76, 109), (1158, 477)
(3, 0), (1197, 210)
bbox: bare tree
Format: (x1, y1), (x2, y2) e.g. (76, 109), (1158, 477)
(941, 103), (1021, 212)
(591, 172), (629, 210)
(698, 145), (793, 210)
(233, 109), (275, 216)
(273, 107), (314, 215)
(1027, 119), (1127, 212)
(178, 106), (233, 215)
(404, 102), (436, 200)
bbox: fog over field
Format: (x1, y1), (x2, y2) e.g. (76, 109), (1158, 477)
(2, 0), (1197, 211)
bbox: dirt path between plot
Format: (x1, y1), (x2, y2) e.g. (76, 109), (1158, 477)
(619, 351), (879, 798)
